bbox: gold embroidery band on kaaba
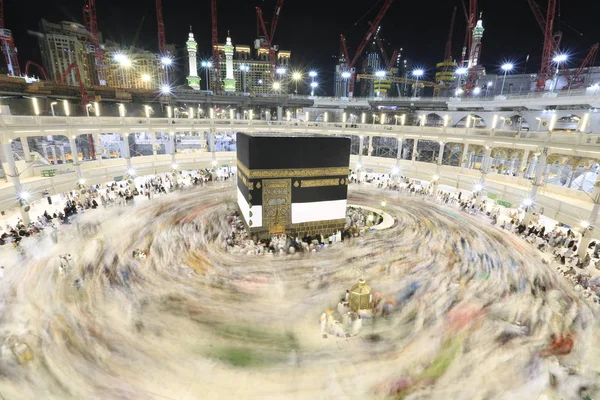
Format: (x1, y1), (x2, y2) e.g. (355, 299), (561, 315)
(238, 171), (254, 190)
(237, 160), (349, 179)
(301, 178), (340, 188)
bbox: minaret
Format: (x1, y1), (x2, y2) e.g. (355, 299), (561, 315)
(468, 15), (484, 69)
(186, 27), (200, 90)
(223, 32), (236, 92)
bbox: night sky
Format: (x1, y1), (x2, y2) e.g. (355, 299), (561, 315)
(5, 0), (599, 94)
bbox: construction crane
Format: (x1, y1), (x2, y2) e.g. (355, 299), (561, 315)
(526, 0), (561, 90)
(255, 0), (285, 75)
(24, 61), (48, 80)
(357, 74), (443, 97)
(445, 6), (457, 62)
(0, 0), (21, 76)
(210, 0), (221, 91)
(435, 6), (458, 86)
(562, 43), (599, 90)
(460, 0), (477, 67)
(339, 0), (395, 97)
(156, 0), (167, 55)
(375, 36), (398, 72)
(59, 63), (96, 157)
(83, 0), (106, 85)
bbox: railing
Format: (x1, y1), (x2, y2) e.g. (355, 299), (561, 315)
(4, 116), (600, 151)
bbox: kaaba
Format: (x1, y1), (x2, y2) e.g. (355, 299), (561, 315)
(236, 132), (351, 237)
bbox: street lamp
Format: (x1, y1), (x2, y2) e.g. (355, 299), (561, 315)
(273, 82), (281, 92)
(31, 97), (40, 116)
(201, 61), (212, 91)
(553, 53), (568, 91)
(412, 69), (424, 97)
(160, 84), (172, 95)
(292, 71), (302, 94)
(341, 71), (351, 97)
(500, 63), (514, 96)
(485, 81), (493, 97)
(160, 56), (173, 66)
(473, 87), (481, 95)
(63, 100), (70, 117)
(240, 64), (249, 93)
(141, 74), (151, 83)
(310, 81), (318, 96)
(455, 67), (468, 97)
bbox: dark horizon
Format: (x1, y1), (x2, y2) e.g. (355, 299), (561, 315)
(4, 0), (599, 94)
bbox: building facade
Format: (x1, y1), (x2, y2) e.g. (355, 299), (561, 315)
(34, 20), (98, 87)
(213, 37), (291, 95)
(103, 42), (167, 90)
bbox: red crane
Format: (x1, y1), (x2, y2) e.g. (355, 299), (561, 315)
(444, 6), (457, 61)
(527, 0), (560, 90)
(255, 0), (285, 75)
(460, 0), (477, 66)
(340, 0), (395, 97)
(83, 0), (106, 85)
(156, 0), (167, 55)
(59, 63), (89, 104)
(210, 0), (221, 91)
(375, 37), (398, 71)
(25, 61), (49, 80)
(59, 63), (96, 157)
(0, 0), (21, 76)
(562, 43), (599, 89)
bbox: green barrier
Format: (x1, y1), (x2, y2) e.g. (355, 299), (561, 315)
(496, 200), (512, 207)
(41, 169), (57, 177)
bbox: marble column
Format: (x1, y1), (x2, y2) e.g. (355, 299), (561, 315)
(412, 139), (419, 162)
(523, 148), (548, 225)
(461, 143), (470, 169)
(69, 136), (84, 183)
(578, 177), (600, 257)
(1, 139), (30, 224)
(20, 137), (33, 162)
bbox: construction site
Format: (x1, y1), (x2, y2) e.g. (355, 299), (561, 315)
(0, 0), (598, 103)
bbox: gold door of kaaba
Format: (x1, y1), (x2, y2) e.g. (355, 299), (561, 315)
(262, 179), (292, 234)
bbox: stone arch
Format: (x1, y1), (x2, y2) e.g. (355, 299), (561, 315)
(554, 114), (583, 132)
(424, 113), (444, 127)
(504, 114), (529, 130)
(453, 114), (488, 128)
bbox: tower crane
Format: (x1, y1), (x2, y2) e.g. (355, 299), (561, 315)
(526, 0), (561, 90)
(375, 36), (398, 72)
(562, 43), (599, 89)
(0, 0), (21, 76)
(83, 0), (106, 85)
(444, 6), (457, 62)
(211, 0), (221, 91)
(255, 0), (285, 75)
(460, 0), (477, 67)
(156, 0), (167, 56)
(339, 0), (395, 97)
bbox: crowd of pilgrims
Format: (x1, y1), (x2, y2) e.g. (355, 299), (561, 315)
(357, 172), (600, 305)
(0, 171), (232, 251)
(221, 205), (385, 256)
